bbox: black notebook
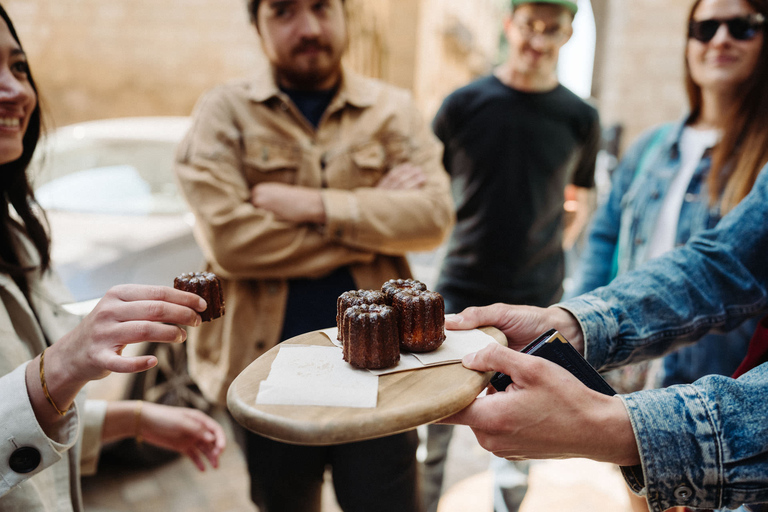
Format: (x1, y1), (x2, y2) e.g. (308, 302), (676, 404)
(490, 329), (616, 396)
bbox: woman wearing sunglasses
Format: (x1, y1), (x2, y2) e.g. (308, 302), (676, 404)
(0, 6), (227, 510)
(570, 1), (767, 508)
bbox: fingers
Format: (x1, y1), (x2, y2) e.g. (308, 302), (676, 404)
(376, 164), (426, 190)
(108, 300), (202, 328)
(103, 353), (159, 374)
(106, 284), (207, 313)
(446, 304), (515, 331)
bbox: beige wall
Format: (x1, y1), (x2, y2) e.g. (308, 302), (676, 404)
(5, 0), (268, 129)
(3, 0), (501, 130)
(413, 0), (504, 119)
(594, 0), (691, 152)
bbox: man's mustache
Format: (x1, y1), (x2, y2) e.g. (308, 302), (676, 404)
(292, 40), (331, 55)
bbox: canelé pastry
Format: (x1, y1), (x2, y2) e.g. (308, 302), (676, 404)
(392, 290), (445, 352)
(173, 272), (225, 322)
(336, 289), (387, 342)
(381, 278), (427, 305)
(342, 304), (400, 369)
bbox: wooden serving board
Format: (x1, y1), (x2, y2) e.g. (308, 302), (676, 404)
(227, 326), (506, 446)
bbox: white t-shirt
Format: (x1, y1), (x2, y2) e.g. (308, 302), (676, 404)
(646, 127), (720, 261)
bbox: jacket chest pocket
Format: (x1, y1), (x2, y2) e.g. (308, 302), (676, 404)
(243, 139), (302, 186)
(347, 137), (410, 187)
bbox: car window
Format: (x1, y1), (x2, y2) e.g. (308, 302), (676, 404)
(32, 138), (187, 215)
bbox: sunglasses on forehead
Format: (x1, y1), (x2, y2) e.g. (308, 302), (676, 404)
(688, 13), (765, 43)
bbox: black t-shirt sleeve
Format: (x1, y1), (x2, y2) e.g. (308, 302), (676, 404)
(571, 110), (601, 189)
(432, 95), (456, 175)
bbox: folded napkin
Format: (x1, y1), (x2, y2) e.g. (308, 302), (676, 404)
(256, 345), (378, 408)
(320, 325), (498, 376)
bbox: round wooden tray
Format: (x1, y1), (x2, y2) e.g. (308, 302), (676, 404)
(227, 326), (506, 445)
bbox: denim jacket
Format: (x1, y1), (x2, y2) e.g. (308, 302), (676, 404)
(570, 116), (755, 384)
(571, 117), (720, 294)
(558, 163), (768, 511)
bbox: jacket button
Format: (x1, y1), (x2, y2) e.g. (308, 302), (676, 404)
(256, 341), (266, 350)
(684, 193), (697, 202)
(650, 191), (660, 199)
(9, 447), (41, 474)
(673, 484), (693, 502)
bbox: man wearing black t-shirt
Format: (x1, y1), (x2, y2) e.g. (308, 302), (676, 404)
(422, 1), (600, 511)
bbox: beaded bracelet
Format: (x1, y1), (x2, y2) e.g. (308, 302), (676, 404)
(39, 348), (67, 416)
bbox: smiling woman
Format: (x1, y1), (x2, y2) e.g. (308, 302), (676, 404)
(0, 6), (227, 510)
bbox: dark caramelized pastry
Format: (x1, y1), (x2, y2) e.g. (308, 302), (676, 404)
(342, 304), (400, 369)
(392, 290), (445, 352)
(381, 278), (427, 305)
(336, 290), (387, 342)
(173, 272), (225, 322)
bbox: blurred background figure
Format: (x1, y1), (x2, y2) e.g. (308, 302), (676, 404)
(174, 0), (453, 510)
(423, 1), (600, 511)
(569, 0), (768, 510)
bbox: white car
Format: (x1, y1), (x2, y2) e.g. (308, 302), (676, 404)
(31, 116), (205, 302)
(30, 117), (210, 464)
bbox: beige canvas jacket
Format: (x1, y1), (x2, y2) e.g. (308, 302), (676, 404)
(175, 68), (454, 405)
(0, 226), (107, 511)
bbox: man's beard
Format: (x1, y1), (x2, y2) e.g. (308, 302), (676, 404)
(274, 38), (345, 90)
(275, 60), (341, 90)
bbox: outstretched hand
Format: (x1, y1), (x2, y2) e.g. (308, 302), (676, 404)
(53, 285), (206, 382)
(138, 403), (226, 472)
(26, 284), (207, 432)
(438, 343), (640, 466)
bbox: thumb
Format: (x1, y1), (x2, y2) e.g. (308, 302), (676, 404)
(462, 342), (517, 373)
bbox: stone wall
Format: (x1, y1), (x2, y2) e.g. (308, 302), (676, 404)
(3, 0), (502, 130)
(5, 0), (267, 129)
(594, 0), (691, 152)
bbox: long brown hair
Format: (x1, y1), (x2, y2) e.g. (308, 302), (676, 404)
(0, 5), (50, 293)
(685, 0), (768, 213)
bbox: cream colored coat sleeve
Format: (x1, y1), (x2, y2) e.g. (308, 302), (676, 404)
(0, 363), (79, 497)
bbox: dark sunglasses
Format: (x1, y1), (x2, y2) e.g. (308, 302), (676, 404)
(689, 13), (765, 43)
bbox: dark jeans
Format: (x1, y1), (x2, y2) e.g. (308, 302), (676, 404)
(239, 426), (422, 512)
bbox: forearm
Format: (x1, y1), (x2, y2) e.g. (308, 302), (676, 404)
(322, 185), (453, 254)
(620, 368), (768, 511)
(561, 164), (768, 370)
(100, 400), (142, 444)
(24, 349), (86, 438)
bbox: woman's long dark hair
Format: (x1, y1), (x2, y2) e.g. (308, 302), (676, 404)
(685, 0), (768, 213)
(0, 5), (50, 292)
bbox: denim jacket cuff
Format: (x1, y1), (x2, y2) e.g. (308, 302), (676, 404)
(620, 386), (722, 512)
(555, 294), (620, 369)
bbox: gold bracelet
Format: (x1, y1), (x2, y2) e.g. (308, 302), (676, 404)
(134, 400), (144, 444)
(39, 348), (67, 416)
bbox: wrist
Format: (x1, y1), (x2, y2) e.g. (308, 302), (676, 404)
(594, 395), (641, 466)
(549, 306), (584, 353)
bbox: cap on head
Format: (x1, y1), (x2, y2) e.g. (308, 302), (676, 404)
(510, 0), (578, 15)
